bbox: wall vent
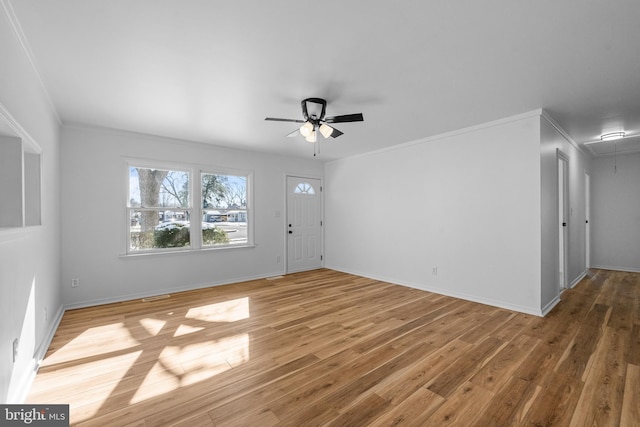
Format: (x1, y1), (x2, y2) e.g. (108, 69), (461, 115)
(142, 294), (170, 302)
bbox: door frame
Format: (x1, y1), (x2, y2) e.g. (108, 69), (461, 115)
(584, 170), (590, 269)
(557, 150), (569, 294)
(284, 173), (324, 274)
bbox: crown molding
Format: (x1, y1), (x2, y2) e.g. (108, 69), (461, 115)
(540, 109), (591, 159)
(0, 100), (41, 153)
(1, 0), (61, 125)
(327, 109), (545, 165)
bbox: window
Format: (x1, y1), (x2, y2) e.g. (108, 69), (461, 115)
(202, 172), (248, 246)
(128, 167), (191, 252)
(127, 162), (251, 254)
(294, 182), (315, 195)
(0, 136), (41, 228)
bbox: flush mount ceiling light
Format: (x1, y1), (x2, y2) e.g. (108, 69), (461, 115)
(265, 98), (364, 156)
(601, 132), (626, 141)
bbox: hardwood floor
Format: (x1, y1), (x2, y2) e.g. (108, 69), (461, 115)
(27, 268), (640, 426)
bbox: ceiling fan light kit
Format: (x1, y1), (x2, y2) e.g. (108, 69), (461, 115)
(265, 97), (364, 156)
(305, 131), (317, 143)
(319, 123), (334, 139)
(300, 121), (314, 137)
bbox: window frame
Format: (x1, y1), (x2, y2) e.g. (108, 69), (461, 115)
(200, 170), (252, 248)
(124, 158), (254, 256)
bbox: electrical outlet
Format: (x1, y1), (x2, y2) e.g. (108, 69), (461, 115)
(44, 307), (48, 322)
(276, 255), (281, 264)
(432, 267), (438, 276)
(13, 338), (19, 363)
(71, 278), (79, 288)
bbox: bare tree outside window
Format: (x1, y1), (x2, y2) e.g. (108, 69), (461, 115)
(129, 167), (190, 250)
(127, 166), (250, 253)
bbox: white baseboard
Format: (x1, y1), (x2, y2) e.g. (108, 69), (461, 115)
(591, 265), (640, 273)
(570, 270), (588, 288)
(541, 295), (561, 316)
(8, 304), (64, 403)
(64, 271), (286, 310)
(326, 266), (545, 317)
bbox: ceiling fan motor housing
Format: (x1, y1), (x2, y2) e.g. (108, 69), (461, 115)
(301, 98), (327, 123)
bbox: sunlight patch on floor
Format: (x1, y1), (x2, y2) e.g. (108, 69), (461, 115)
(185, 297), (249, 322)
(36, 351), (142, 423)
(173, 323), (205, 337)
(129, 333), (250, 404)
(43, 323), (140, 366)
(138, 317), (167, 336)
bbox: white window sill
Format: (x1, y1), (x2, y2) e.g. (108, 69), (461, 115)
(119, 244), (256, 259)
(0, 225), (42, 242)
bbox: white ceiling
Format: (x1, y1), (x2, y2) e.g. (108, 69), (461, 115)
(7, 0), (640, 160)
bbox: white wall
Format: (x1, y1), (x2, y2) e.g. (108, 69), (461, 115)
(0, 5), (62, 403)
(324, 112), (543, 314)
(539, 116), (591, 309)
(60, 125), (323, 308)
(591, 152), (640, 272)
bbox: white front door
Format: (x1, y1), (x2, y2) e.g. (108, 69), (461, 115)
(287, 176), (322, 273)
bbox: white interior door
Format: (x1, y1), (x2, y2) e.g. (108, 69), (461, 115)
(287, 176), (322, 273)
(585, 171), (590, 269)
(558, 152), (569, 292)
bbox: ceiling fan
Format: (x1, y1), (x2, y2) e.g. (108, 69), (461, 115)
(265, 98), (364, 155)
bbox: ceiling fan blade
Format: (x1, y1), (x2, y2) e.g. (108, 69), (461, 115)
(324, 113), (364, 123)
(330, 127), (344, 138)
(285, 128), (300, 138)
(265, 117), (305, 123)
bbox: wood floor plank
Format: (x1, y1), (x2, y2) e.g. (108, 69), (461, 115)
(24, 268), (640, 426)
(469, 333), (539, 392)
(520, 370), (584, 427)
(458, 309), (514, 344)
(144, 352), (326, 426)
(470, 376), (538, 426)
(424, 381), (495, 426)
(271, 341), (436, 426)
(325, 393), (390, 427)
(554, 322), (607, 381)
(373, 338), (471, 406)
(215, 407), (279, 427)
(628, 323), (640, 365)
(167, 412), (213, 427)
(427, 336), (505, 398)
(368, 387), (444, 427)
(569, 326), (628, 427)
(620, 363), (640, 427)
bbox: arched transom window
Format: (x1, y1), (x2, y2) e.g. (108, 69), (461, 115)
(294, 182), (315, 195)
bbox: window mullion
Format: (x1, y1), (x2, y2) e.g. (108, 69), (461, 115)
(191, 169), (202, 249)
